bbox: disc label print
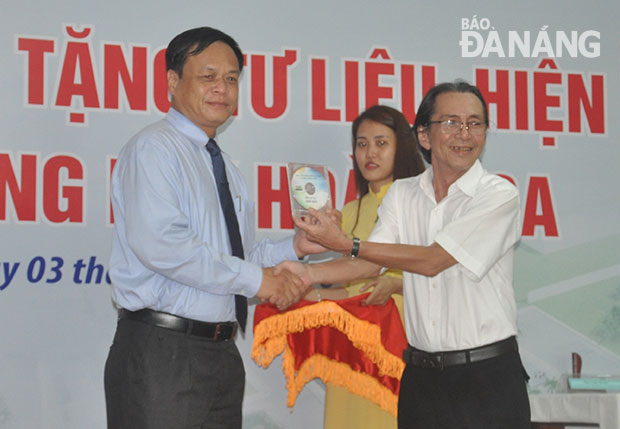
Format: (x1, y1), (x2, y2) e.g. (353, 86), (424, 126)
(287, 163), (331, 217)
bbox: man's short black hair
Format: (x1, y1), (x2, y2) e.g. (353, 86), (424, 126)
(166, 27), (244, 77)
(413, 80), (489, 164)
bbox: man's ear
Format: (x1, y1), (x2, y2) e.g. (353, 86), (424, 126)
(167, 69), (179, 96)
(417, 125), (431, 151)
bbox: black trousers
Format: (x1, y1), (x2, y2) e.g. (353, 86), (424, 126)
(397, 349), (531, 429)
(104, 318), (245, 429)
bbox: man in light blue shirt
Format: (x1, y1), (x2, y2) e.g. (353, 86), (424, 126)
(104, 27), (320, 429)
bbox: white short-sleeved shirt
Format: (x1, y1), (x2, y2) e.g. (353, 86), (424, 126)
(369, 160), (521, 352)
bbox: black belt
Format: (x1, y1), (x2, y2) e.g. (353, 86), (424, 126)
(403, 336), (518, 370)
(118, 308), (237, 342)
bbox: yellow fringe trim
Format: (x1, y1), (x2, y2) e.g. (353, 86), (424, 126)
(283, 347), (399, 416)
(251, 301), (405, 416)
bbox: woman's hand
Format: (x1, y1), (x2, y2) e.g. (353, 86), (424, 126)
(359, 276), (402, 306)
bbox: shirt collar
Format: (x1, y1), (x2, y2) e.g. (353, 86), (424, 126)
(420, 168), (435, 201)
(452, 159), (484, 197)
(166, 107), (211, 149)
(421, 159), (484, 201)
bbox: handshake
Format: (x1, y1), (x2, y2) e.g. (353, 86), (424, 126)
(255, 207), (346, 311)
(256, 262), (313, 311)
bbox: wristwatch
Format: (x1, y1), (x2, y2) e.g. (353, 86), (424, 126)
(351, 237), (361, 258)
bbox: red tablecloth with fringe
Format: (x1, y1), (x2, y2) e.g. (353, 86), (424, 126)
(251, 293), (407, 416)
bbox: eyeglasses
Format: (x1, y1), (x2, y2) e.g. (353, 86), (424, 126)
(427, 119), (487, 136)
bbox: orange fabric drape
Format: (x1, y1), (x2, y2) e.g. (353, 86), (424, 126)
(252, 293), (407, 416)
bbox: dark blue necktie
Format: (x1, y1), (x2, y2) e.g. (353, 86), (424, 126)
(206, 138), (248, 332)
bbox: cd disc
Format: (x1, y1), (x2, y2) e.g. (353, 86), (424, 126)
(290, 167), (330, 209)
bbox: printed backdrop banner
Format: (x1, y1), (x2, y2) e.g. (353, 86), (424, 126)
(1, 1), (618, 428)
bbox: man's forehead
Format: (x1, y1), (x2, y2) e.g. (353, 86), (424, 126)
(197, 64), (240, 74)
(186, 42), (240, 71)
(434, 92), (484, 117)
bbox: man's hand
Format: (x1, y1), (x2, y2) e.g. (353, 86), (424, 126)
(256, 267), (309, 311)
(293, 208), (343, 257)
(322, 207), (343, 227)
(359, 276), (403, 306)
(293, 229), (328, 257)
(274, 260), (314, 287)
(293, 208), (350, 254)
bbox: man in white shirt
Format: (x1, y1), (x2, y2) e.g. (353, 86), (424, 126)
(280, 81), (530, 428)
(105, 27), (319, 428)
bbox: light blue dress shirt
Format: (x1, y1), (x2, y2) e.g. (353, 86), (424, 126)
(109, 108), (298, 323)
